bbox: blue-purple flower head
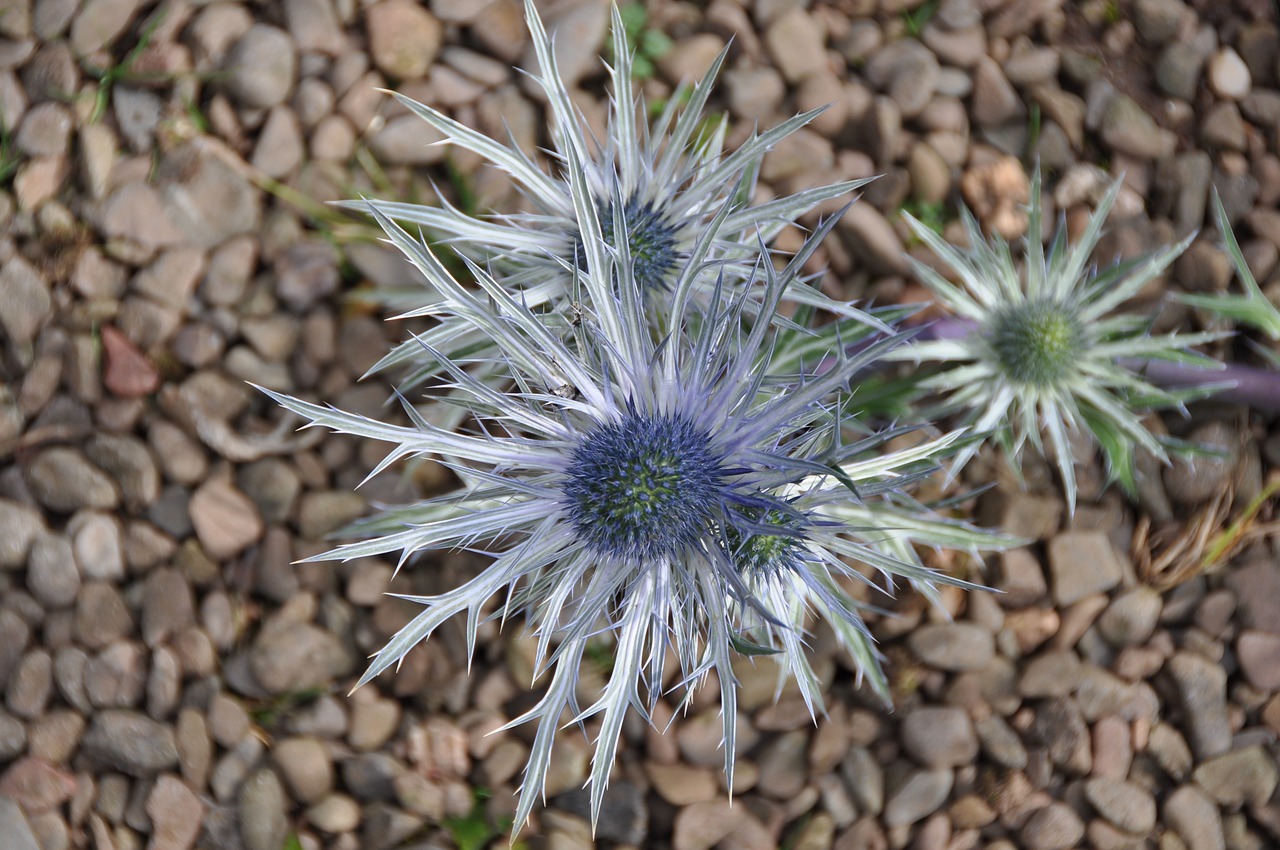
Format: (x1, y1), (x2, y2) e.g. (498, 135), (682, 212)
(263, 183), (981, 830)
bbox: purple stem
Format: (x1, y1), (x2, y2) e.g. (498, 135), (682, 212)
(871, 317), (1280, 415)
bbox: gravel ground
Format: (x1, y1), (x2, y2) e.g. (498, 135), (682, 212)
(2, 0), (1280, 849)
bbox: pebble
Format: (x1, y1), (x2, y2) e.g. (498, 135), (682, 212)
(15, 102), (70, 157)
(1021, 802), (1086, 850)
(1164, 422), (1237, 506)
(141, 568), (195, 648)
(239, 767), (290, 850)
(146, 774), (205, 850)
(1164, 785), (1225, 850)
(349, 694), (400, 752)
(0, 499), (44, 569)
(7, 649), (53, 719)
(82, 709), (179, 776)
(1083, 777), (1157, 833)
(765, 8), (827, 83)
(907, 622), (994, 672)
(975, 714), (1028, 770)
(0, 756), (75, 811)
(883, 769), (952, 827)
(1046, 531), (1122, 606)
(70, 511), (124, 581)
(1208, 48), (1251, 100)
(24, 448), (119, 512)
(971, 56), (1023, 126)
(1166, 651), (1231, 759)
(838, 203), (907, 275)
(1099, 93), (1177, 159)
(866, 40), (939, 118)
(1018, 650), (1081, 698)
(755, 730), (808, 799)
(1097, 587), (1162, 647)
(73, 581), (134, 649)
(1237, 630), (1280, 690)
(673, 799), (737, 850)
(0, 798), (40, 850)
(1191, 746), (1279, 808)
(224, 25), (297, 109)
(188, 476), (264, 560)
(27, 533), (79, 609)
(899, 705), (977, 771)
(645, 762), (718, 805)
(658, 34), (727, 86)
(306, 793), (362, 834)
(0, 710), (27, 760)
(272, 737), (334, 803)
(366, 0), (442, 80)
(248, 617), (353, 695)
(285, 0), (346, 54)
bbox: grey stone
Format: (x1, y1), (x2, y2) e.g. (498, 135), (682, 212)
(1099, 93), (1176, 158)
(553, 782), (647, 845)
(901, 707), (978, 768)
(82, 709), (179, 776)
(1096, 587), (1162, 647)
(73, 581), (134, 649)
(112, 86), (162, 153)
(1166, 651), (1231, 759)
(883, 769), (952, 827)
(15, 101), (71, 156)
(224, 24), (296, 109)
(1164, 785), (1225, 850)
(1191, 747), (1279, 809)
(0, 798), (40, 850)
(159, 144), (263, 250)
(6, 649), (53, 719)
(248, 618), (353, 695)
(272, 737), (333, 803)
(1164, 422), (1237, 506)
(239, 767), (289, 850)
(911, 622), (998, 675)
(0, 256), (52, 348)
(26, 534), (79, 609)
(84, 433), (160, 509)
(1046, 530), (1122, 606)
(838, 203), (907, 276)
(1021, 802), (1085, 850)
(25, 448), (118, 513)
(0, 499), (43, 569)
(141, 568), (195, 648)
(1083, 777), (1156, 833)
(1018, 650), (1081, 698)
(1132, 0), (1189, 45)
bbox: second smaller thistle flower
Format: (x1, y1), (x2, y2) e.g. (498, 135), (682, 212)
(892, 168), (1229, 511)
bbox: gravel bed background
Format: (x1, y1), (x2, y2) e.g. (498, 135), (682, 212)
(2, 0), (1280, 849)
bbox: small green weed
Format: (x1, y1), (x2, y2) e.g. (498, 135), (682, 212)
(902, 0), (940, 38)
(610, 2), (673, 81)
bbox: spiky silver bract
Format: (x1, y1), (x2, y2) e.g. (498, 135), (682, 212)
(348, 0), (881, 402)
(263, 183), (987, 832)
(894, 168), (1228, 511)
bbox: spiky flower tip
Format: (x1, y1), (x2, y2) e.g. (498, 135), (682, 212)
(262, 192), (981, 831)
(892, 167), (1229, 511)
(348, 0), (879, 401)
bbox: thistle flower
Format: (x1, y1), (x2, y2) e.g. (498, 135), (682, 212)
(263, 183), (978, 831)
(351, 0), (878, 399)
(894, 168), (1228, 510)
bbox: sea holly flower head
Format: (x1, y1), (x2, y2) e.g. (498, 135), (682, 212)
(893, 167), (1229, 511)
(351, 0), (880, 400)
(263, 186), (980, 832)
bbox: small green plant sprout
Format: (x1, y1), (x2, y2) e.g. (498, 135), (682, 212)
(79, 9), (172, 124)
(902, 0), (940, 38)
(891, 167), (1229, 511)
(609, 2), (674, 81)
(1174, 191), (1280, 341)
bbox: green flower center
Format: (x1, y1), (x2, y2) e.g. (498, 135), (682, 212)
(987, 300), (1085, 387)
(728, 509), (806, 579)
